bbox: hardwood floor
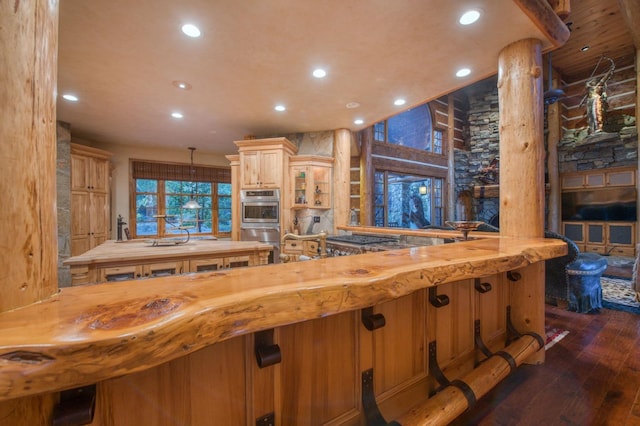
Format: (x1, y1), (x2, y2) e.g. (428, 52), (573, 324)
(451, 305), (640, 426)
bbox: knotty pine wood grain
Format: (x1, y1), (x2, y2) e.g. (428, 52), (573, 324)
(0, 237), (566, 401)
(0, 0), (59, 313)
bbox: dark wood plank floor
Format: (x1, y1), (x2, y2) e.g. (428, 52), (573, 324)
(451, 305), (640, 426)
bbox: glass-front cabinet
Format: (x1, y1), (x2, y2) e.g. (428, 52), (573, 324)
(289, 156), (333, 210)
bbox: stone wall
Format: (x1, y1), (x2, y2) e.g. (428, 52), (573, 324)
(457, 78), (638, 226)
(558, 124), (637, 173)
(459, 79), (500, 224)
(57, 121), (72, 287)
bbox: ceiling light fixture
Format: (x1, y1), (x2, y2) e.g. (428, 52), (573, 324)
(394, 98), (406, 106)
(171, 112), (184, 119)
(581, 45), (590, 52)
(456, 68), (471, 77)
(312, 68), (327, 78)
(459, 10), (481, 25)
(172, 80), (192, 90)
(182, 147), (202, 209)
(274, 105), (286, 112)
(354, 119), (364, 125)
(181, 24), (201, 38)
(62, 94), (79, 102)
(346, 102), (360, 109)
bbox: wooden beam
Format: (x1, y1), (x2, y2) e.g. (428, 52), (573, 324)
(360, 128), (374, 226)
(547, 59), (563, 233)
(447, 94), (456, 221)
(513, 0), (571, 49)
(617, 0), (640, 49)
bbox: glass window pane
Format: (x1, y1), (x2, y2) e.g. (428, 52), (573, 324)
(433, 129), (443, 154)
(374, 122), (385, 142)
(387, 104), (432, 150)
(136, 179), (157, 193)
(218, 183), (232, 196)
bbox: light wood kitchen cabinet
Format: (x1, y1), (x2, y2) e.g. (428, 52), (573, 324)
(289, 156), (333, 210)
(235, 138), (297, 190)
(65, 240), (272, 285)
(189, 255), (250, 271)
(561, 167), (635, 189)
(71, 144), (112, 256)
(240, 149), (282, 188)
(101, 260), (185, 282)
(562, 221), (636, 256)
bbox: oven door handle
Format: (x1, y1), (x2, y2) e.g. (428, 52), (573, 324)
(240, 226), (280, 232)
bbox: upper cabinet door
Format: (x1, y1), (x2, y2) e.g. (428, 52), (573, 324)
(240, 150), (283, 188)
(606, 169), (635, 186)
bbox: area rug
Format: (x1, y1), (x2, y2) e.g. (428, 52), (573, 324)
(544, 327), (569, 350)
(601, 276), (640, 314)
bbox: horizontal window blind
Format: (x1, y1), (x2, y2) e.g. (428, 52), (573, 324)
(131, 160), (231, 183)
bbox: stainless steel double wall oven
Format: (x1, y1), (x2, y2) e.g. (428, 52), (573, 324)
(239, 189), (281, 263)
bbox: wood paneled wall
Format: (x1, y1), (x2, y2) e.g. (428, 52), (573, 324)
(561, 64), (637, 131)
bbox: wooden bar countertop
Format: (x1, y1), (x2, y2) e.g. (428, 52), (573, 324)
(0, 236), (566, 401)
(64, 239), (274, 266)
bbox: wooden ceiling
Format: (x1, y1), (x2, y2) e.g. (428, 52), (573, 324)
(550, 0), (639, 81)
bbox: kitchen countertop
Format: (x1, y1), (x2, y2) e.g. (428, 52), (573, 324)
(0, 236), (566, 401)
(64, 239), (274, 266)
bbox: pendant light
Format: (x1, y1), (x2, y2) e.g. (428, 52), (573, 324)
(182, 147), (202, 209)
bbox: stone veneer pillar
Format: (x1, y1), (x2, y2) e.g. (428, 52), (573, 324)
(57, 122), (72, 287)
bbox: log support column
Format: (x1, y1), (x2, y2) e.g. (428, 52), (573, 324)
(0, 0), (60, 422)
(497, 38), (546, 364)
(333, 129), (352, 232)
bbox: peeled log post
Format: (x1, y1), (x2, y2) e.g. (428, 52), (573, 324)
(0, 0), (59, 312)
(0, 0), (60, 423)
(498, 38), (546, 365)
(333, 129), (351, 232)
(395, 335), (542, 425)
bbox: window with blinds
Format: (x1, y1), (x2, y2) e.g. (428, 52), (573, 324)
(130, 160), (232, 239)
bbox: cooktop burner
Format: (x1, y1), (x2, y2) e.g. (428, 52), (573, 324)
(326, 235), (398, 245)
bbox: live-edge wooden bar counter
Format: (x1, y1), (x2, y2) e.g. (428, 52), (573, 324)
(0, 235), (566, 425)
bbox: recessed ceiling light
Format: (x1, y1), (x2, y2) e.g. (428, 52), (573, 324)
(171, 112), (184, 119)
(274, 105), (286, 112)
(581, 45), (590, 51)
(62, 94), (78, 102)
(172, 80), (192, 90)
(354, 119), (364, 125)
(459, 10), (481, 25)
(346, 102), (360, 109)
(456, 68), (471, 77)
(312, 68), (327, 78)
(394, 98), (406, 106)
(181, 24), (201, 38)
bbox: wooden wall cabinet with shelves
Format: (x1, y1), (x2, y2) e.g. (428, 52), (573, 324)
(561, 167), (635, 189)
(562, 221), (636, 257)
(289, 156), (333, 210)
(71, 144), (112, 256)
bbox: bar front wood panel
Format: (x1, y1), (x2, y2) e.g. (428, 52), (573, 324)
(84, 273), (521, 425)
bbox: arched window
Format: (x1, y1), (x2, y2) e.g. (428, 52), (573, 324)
(374, 104), (441, 154)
